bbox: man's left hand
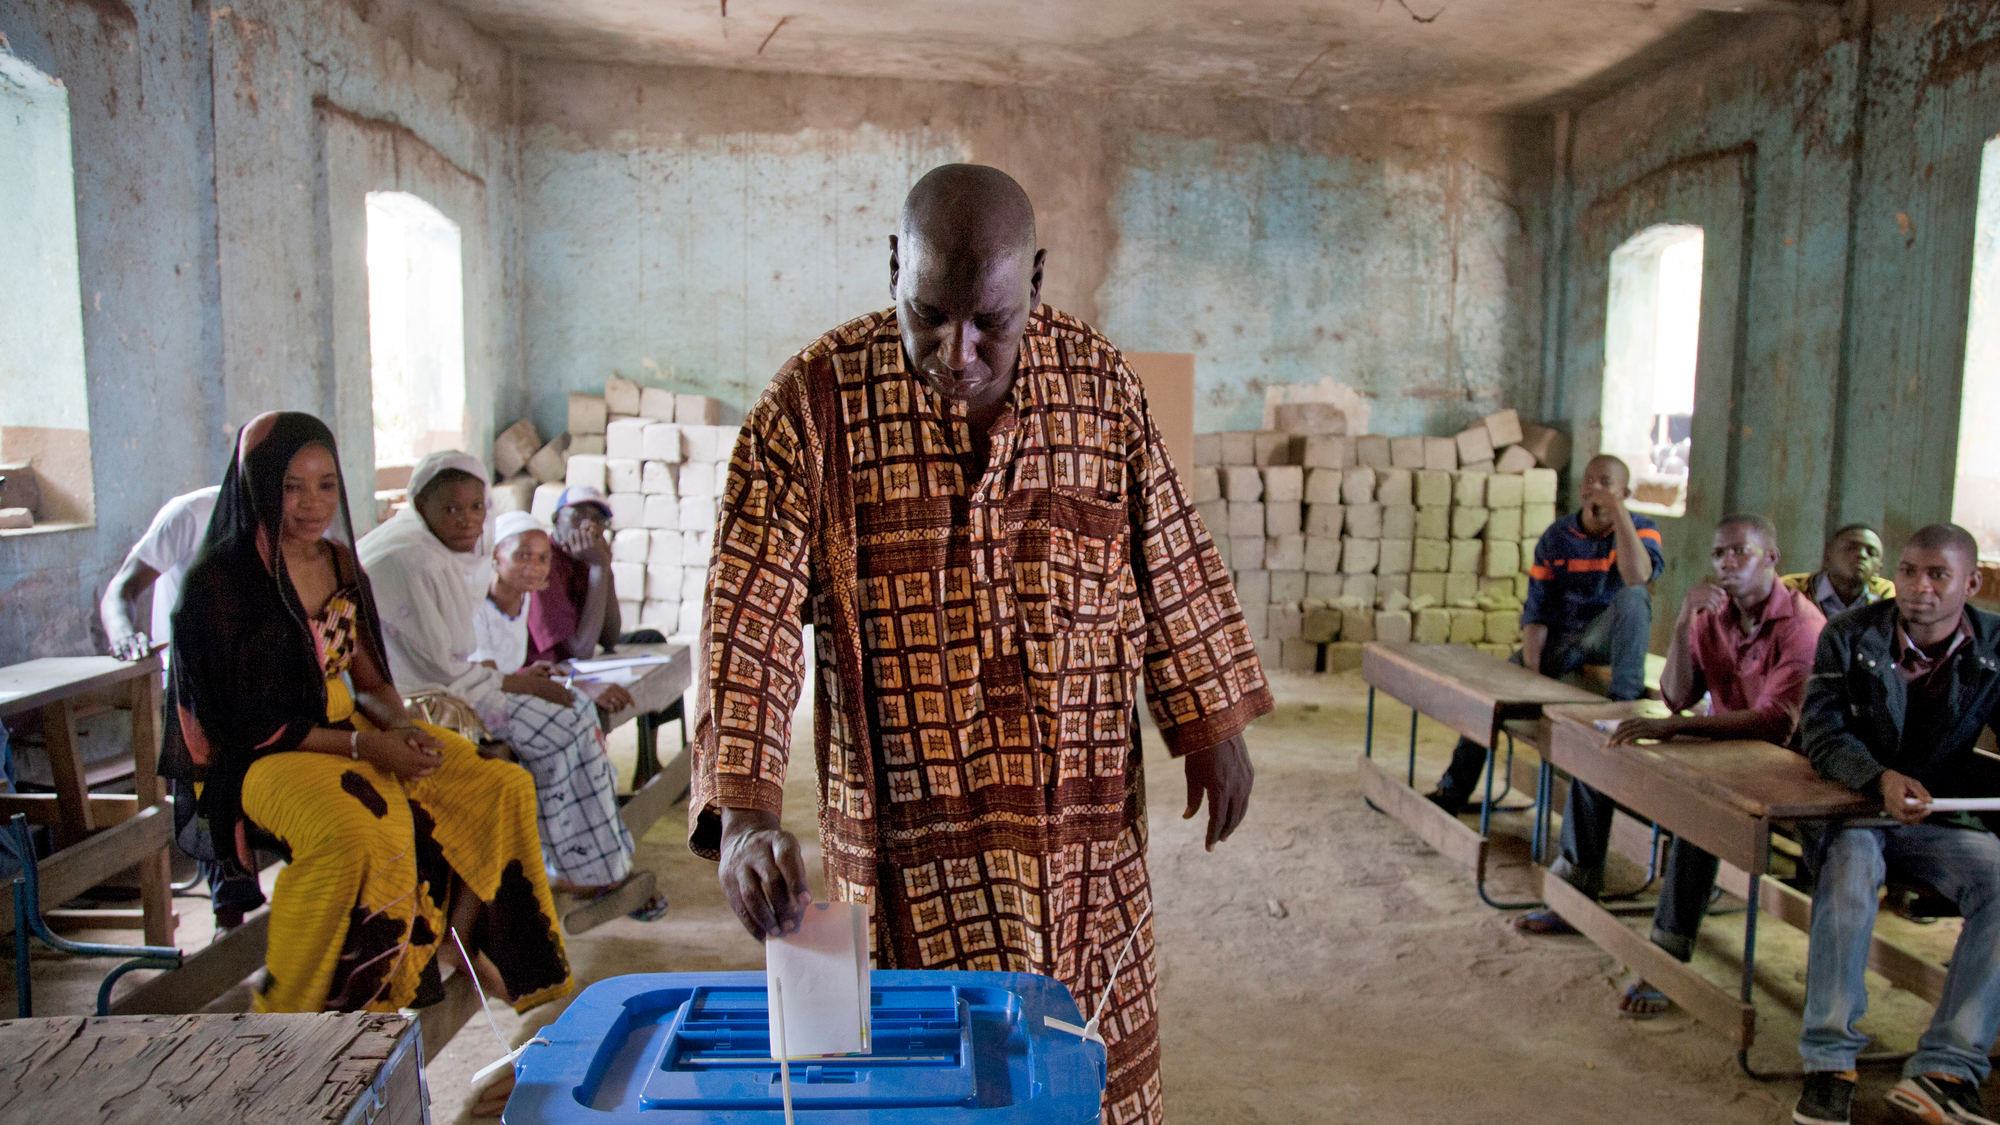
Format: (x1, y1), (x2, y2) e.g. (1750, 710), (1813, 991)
(1608, 717), (1684, 745)
(1183, 733), (1253, 851)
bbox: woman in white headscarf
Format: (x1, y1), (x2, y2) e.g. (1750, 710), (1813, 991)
(358, 451), (658, 913)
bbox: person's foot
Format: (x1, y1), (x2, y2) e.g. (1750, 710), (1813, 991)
(1887, 1073), (1997, 1124)
(1617, 980), (1670, 1019)
(1512, 909), (1578, 935)
(1424, 788), (1467, 816)
(1794, 1071), (1856, 1125)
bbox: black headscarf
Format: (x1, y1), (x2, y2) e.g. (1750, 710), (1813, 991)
(161, 412), (392, 895)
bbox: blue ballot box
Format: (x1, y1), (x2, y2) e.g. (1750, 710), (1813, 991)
(502, 970), (1106, 1124)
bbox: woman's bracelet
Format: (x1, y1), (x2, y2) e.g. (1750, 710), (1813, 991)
(349, 730), (360, 760)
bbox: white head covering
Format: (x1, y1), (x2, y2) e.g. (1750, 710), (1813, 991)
(493, 510), (551, 552)
(356, 451), (506, 725)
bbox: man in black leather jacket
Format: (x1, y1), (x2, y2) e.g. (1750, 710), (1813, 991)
(1791, 523), (2000, 1125)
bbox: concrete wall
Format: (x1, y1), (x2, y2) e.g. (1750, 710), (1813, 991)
(0, 0), (520, 663)
(514, 62), (1547, 442)
(1545, 0), (2000, 648)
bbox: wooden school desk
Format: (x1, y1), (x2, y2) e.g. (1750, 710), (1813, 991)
(1358, 641), (1601, 907)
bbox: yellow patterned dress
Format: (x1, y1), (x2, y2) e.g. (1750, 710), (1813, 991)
(241, 585), (571, 1013)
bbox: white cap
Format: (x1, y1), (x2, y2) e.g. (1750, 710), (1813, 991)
(493, 510), (551, 547)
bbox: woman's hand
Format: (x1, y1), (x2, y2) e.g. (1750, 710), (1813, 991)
(578, 680), (636, 714)
(359, 726), (445, 779)
(506, 674), (575, 708)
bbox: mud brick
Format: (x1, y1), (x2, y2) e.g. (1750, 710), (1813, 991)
(1271, 569), (1306, 604)
(493, 420), (542, 479)
(1485, 539), (1521, 578)
(642, 422), (683, 463)
(1346, 503), (1382, 538)
(1302, 607), (1343, 644)
(610, 527), (649, 563)
(683, 425), (740, 462)
(1254, 432), (1294, 465)
(528, 434), (572, 484)
(1281, 638), (1321, 672)
(1449, 539), (1484, 574)
(638, 386), (676, 421)
(1424, 437), (1459, 472)
(1322, 641), (1363, 672)
(1302, 436), (1354, 469)
(1266, 501), (1302, 536)
(680, 496), (717, 532)
(1487, 506), (1522, 542)
(1377, 538), (1413, 575)
(1455, 424), (1494, 466)
(1240, 601), (1270, 639)
(644, 564), (681, 599)
(1265, 534), (1306, 571)
(1305, 503), (1345, 538)
(1515, 572), (1532, 601)
(1455, 470), (1488, 507)
(676, 599), (704, 638)
(568, 392), (608, 435)
(571, 434), (606, 455)
(648, 529), (683, 567)
(1523, 467), (1560, 504)
(607, 492), (645, 530)
(1375, 610), (1413, 644)
(643, 461), (677, 495)
(606, 457), (643, 494)
(1355, 435), (1393, 469)
(1194, 433), (1223, 466)
(1343, 574), (1378, 607)
(531, 482), (563, 520)
(1341, 537), (1379, 574)
(1214, 535), (1234, 569)
(491, 473), (536, 514)
(1226, 501), (1265, 536)
(1382, 504), (1417, 540)
(1460, 459), (1493, 474)
(1263, 465), (1305, 503)
(1221, 432), (1257, 465)
(678, 461), (718, 499)
(1303, 574), (1341, 601)
(1482, 408), (1524, 448)
(1230, 535), (1264, 566)
(564, 454), (607, 491)
(1445, 571), (1480, 605)
(1448, 608), (1486, 644)
(1195, 500), (1227, 541)
(1486, 612), (1523, 646)
(1274, 402), (1346, 435)
(1304, 536), (1343, 574)
(1389, 436), (1428, 469)
(1305, 469), (1344, 504)
(611, 560), (644, 601)
(604, 377), (641, 416)
(1233, 568), (1273, 605)
(1479, 577), (1518, 601)
(1486, 472), (1526, 509)
(1416, 469), (1454, 508)
(1342, 607), (1377, 644)
(1375, 467), (1413, 506)
(1341, 467), (1377, 505)
(1222, 466), (1264, 501)
(1518, 422), (1572, 470)
(1452, 506), (1489, 539)
(675, 394), (723, 425)
(1189, 466), (1222, 504)
(1495, 444), (1538, 474)
(1522, 503), (1558, 539)
(1409, 573), (1447, 605)
(1415, 505), (1451, 540)
(644, 493), (680, 529)
(1414, 608), (1452, 644)
(1254, 638), (1282, 668)
(1414, 538), (1451, 572)
(1269, 604), (1303, 641)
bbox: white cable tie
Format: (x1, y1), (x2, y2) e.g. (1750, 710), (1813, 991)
(451, 925), (537, 1088)
(772, 975), (795, 1125)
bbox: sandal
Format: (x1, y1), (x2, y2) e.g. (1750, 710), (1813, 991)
(1618, 981), (1670, 1020)
(559, 870), (659, 935)
(1512, 909), (1578, 936)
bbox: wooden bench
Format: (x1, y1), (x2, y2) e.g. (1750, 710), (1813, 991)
(1357, 642), (1602, 907)
(1537, 701), (1952, 1074)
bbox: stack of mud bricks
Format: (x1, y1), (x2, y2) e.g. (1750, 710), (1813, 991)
(1190, 406), (1571, 673)
(493, 377), (735, 645)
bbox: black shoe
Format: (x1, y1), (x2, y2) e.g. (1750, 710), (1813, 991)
(1888, 1074), (1998, 1124)
(1794, 1072), (1855, 1125)
(1424, 788), (1467, 816)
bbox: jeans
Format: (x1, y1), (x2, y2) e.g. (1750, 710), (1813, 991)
(1649, 837), (1721, 960)
(1799, 823), (2000, 1081)
(1435, 584), (1654, 810)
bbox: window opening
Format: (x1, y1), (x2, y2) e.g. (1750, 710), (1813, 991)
(365, 191), (465, 504)
(1953, 134), (2000, 562)
(1602, 224), (1703, 517)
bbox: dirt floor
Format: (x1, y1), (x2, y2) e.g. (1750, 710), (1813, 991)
(13, 667), (1992, 1123)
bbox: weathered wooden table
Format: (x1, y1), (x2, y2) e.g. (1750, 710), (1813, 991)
(0, 1012), (426, 1124)
(1357, 642), (1602, 907)
(1538, 702), (1914, 1072)
(587, 641), (693, 840)
(0, 655), (176, 944)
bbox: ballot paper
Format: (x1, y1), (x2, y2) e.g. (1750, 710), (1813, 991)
(766, 900), (870, 1059)
(569, 653), (676, 674)
(1905, 797), (2000, 812)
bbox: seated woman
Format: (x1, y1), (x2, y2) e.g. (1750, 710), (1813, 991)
(163, 412), (570, 1018)
(358, 453), (664, 919)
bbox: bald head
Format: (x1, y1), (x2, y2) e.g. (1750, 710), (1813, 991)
(899, 164), (1036, 261)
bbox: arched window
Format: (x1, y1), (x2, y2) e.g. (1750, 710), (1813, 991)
(366, 191), (465, 483)
(1953, 135), (2000, 561)
(1602, 224), (1703, 517)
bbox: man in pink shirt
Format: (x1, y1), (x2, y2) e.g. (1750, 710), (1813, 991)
(1603, 512), (1826, 1018)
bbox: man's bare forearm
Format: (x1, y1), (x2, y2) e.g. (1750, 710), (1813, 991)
(1521, 623), (1549, 674)
(1611, 504), (1649, 587)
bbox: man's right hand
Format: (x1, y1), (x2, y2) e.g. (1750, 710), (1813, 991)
(108, 630), (151, 662)
(1880, 769), (1933, 825)
(1680, 580), (1729, 619)
(558, 525), (613, 568)
(719, 807), (811, 940)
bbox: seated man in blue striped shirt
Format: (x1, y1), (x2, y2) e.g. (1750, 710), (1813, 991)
(1425, 457), (1664, 927)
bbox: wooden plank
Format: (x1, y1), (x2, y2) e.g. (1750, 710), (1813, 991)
(0, 801), (173, 936)
(1542, 872), (1758, 1047)
(0, 656), (159, 718)
(1545, 714), (1769, 872)
(0, 1011), (417, 1122)
(1364, 642), (1600, 748)
(1709, 863), (1950, 1005)
(110, 908), (271, 1015)
(40, 697), (94, 845)
(0, 792), (142, 827)
(129, 670), (175, 945)
(45, 908), (148, 932)
(620, 743), (688, 841)
(1357, 754), (1487, 876)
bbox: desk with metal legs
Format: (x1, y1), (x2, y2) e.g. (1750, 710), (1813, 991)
(1357, 642), (1602, 908)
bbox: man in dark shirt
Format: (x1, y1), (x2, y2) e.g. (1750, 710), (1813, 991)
(526, 485), (626, 664)
(1790, 524), (2000, 1125)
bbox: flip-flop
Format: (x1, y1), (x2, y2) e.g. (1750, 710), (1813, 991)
(560, 870), (659, 935)
(1512, 909), (1578, 935)
(1618, 982), (1670, 1020)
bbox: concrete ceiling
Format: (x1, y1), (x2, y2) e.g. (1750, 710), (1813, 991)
(441, 0), (1839, 112)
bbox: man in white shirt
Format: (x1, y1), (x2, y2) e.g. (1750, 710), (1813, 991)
(100, 485), (221, 661)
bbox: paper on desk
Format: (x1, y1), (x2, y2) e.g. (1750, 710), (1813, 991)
(766, 900), (870, 1059)
(569, 653), (676, 674)
(1906, 797), (2000, 812)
